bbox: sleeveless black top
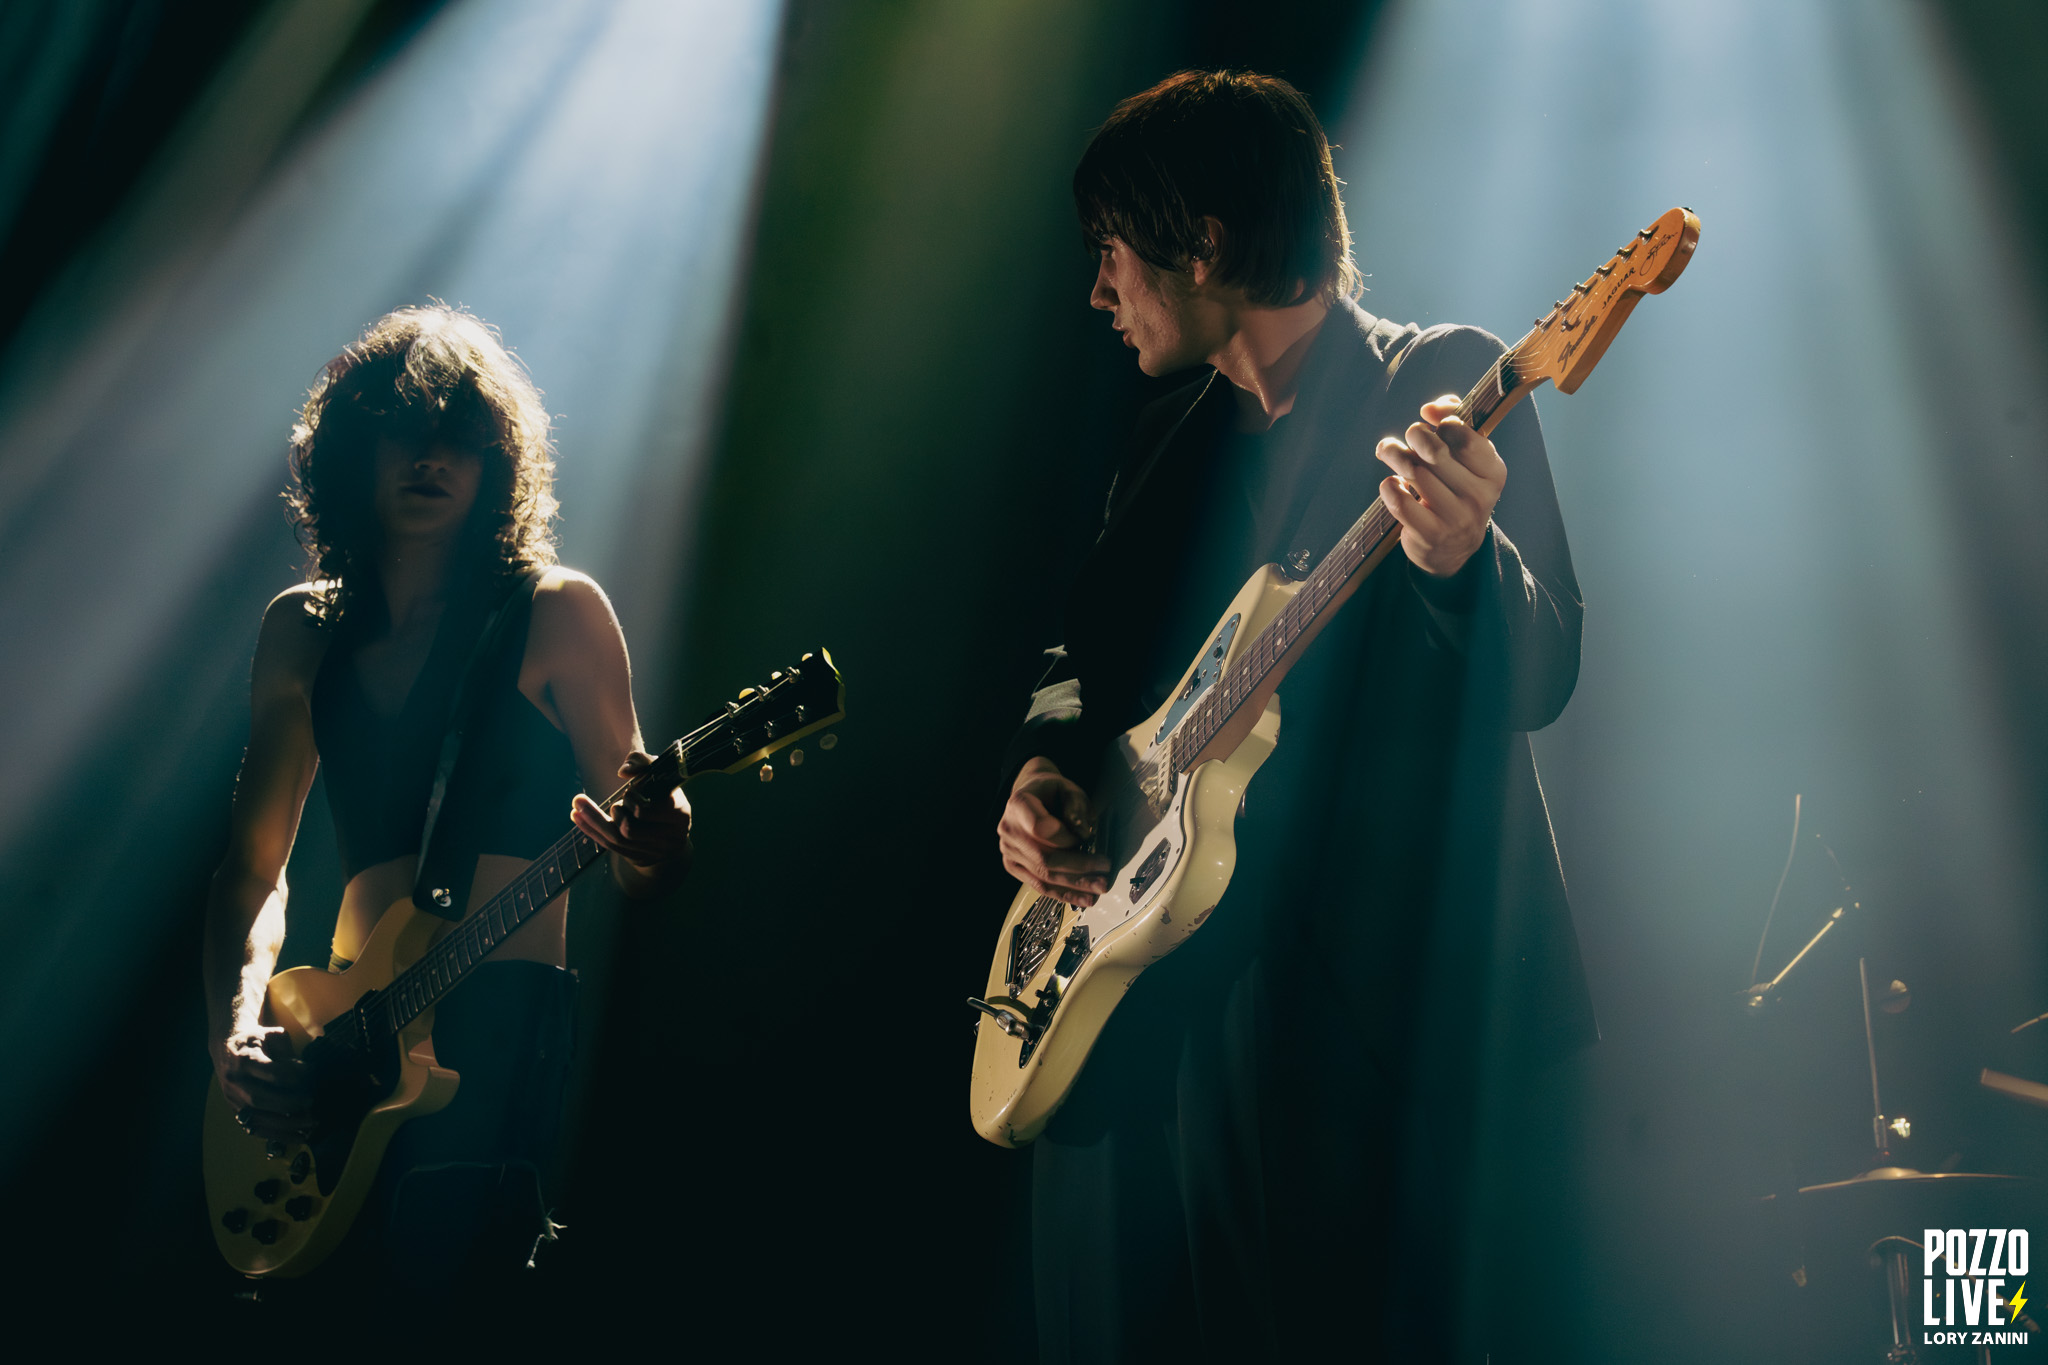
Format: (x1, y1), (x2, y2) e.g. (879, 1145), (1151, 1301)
(310, 588), (583, 885)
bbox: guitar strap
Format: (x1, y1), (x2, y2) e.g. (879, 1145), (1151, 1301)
(411, 567), (550, 919)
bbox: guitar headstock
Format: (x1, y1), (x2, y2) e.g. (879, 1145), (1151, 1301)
(1511, 206), (1701, 397)
(664, 648), (845, 782)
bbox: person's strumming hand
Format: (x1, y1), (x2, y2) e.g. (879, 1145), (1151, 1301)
(211, 1025), (315, 1144)
(1374, 395), (1506, 580)
(997, 757), (1110, 907)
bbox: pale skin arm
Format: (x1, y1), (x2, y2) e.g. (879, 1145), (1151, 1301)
(203, 587), (327, 1141)
(526, 570), (691, 899)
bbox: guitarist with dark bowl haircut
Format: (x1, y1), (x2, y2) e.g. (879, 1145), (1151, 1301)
(202, 304), (690, 1292)
(993, 71), (1596, 1362)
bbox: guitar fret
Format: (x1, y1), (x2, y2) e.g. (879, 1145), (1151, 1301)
(377, 787), (662, 1033)
(1166, 501), (1407, 777)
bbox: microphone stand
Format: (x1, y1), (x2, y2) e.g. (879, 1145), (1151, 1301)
(1742, 906), (1846, 1016)
(1742, 877), (1870, 1359)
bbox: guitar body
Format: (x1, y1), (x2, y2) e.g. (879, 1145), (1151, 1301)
(970, 566), (1296, 1147)
(203, 897), (457, 1277)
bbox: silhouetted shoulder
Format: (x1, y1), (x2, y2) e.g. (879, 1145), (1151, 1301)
(252, 582), (332, 698)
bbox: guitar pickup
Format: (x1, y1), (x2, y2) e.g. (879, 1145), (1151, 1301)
(1053, 925), (1091, 979)
(1128, 840), (1170, 901)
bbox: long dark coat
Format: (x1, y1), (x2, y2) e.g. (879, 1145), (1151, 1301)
(1002, 298), (1597, 1364)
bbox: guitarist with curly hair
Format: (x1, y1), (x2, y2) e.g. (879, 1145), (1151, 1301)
(202, 304), (690, 1291)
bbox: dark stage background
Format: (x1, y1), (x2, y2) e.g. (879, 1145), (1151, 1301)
(2, 2), (2046, 1359)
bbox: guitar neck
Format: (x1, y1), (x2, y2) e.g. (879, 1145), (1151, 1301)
(351, 647), (845, 1044)
(1164, 340), (1539, 777)
(374, 824), (610, 1035)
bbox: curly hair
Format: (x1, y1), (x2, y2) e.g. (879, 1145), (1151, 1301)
(285, 304), (558, 627)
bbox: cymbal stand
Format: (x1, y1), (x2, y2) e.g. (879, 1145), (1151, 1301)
(1861, 956), (1917, 1365)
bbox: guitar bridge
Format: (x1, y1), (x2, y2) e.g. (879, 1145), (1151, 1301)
(1006, 926), (1093, 1067)
(1007, 897), (1067, 995)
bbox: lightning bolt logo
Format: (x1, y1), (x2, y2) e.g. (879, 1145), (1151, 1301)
(2009, 1281), (2028, 1323)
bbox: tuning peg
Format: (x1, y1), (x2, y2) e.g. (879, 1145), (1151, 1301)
(789, 749), (805, 767)
(759, 763), (773, 783)
(820, 734), (838, 750)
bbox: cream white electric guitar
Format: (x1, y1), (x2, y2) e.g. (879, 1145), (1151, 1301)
(968, 208), (1701, 1147)
(205, 651), (844, 1277)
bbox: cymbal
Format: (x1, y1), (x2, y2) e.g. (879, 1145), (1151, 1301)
(1795, 1166), (2030, 1198)
(1767, 1167), (2037, 1243)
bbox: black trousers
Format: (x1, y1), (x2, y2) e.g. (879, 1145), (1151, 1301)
(1029, 944), (1465, 1365)
(278, 960), (578, 1300)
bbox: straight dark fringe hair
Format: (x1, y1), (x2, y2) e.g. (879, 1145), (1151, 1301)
(1074, 70), (1359, 306)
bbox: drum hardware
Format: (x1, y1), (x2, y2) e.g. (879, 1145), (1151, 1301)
(1980, 1069), (2048, 1110)
(1756, 950), (2041, 1363)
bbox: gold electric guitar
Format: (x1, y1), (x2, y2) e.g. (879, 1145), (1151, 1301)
(969, 207), (1702, 1147)
(204, 651), (845, 1277)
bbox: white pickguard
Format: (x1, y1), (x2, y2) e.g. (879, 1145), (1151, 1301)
(1074, 749), (1190, 944)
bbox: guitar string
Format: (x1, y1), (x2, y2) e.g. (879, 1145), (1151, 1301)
(1164, 339), (1526, 777)
(1015, 255), (1634, 961)
(1165, 228), (1663, 769)
(361, 703), (748, 1041)
(369, 683), (840, 1036)
(1016, 316), (1560, 947)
